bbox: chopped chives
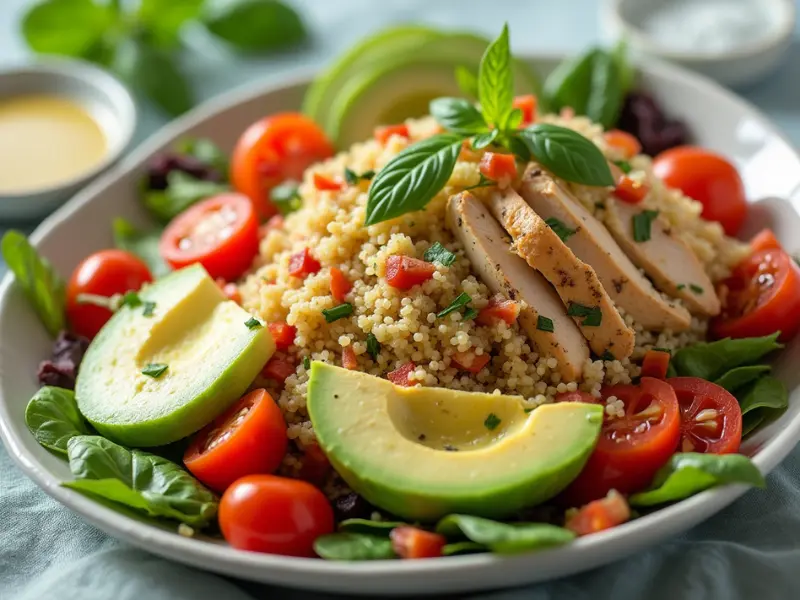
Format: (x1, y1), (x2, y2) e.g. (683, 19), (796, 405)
(424, 241), (457, 267)
(614, 160), (632, 174)
(676, 283), (686, 290)
(120, 291), (142, 308)
(545, 217), (577, 242)
(689, 284), (704, 294)
(142, 301), (156, 317)
(484, 413), (501, 431)
(632, 209), (659, 243)
(462, 307), (479, 321)
(303, 355), (311, 369)
(437, 292), (472, 318)
(244, 317), (262, 330)
(600, 350), (615, 361)
(567, 303), (602, 327)
(322, 303), (353, 323)
(537, 315), (554, 332)
(366, 333), (381, 360)
(142, 363), (168, 378)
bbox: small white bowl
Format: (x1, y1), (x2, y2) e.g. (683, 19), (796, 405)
(0, 59), (136, 221)
(601, 0), (796, 87)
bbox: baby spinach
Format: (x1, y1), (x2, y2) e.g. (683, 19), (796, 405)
(25, 387), (92, 456)
(175, 138), (230, 179)
(338, 518), (407, 535)
(436, 514), (574, 554)
(714, 365), (771, 393)
(442, 541), (487, 555)
(64, 435), (218, 528)
(629, 452), (765, 507)
(143, 171), (230, 223)
(737, 376), (789, 436)
(671, 333), (782, 381)
(1, 230), (65, 337)
(112, 218), (171, 278)
(313, 533), (396, 561)
(202, 0), (306, 52)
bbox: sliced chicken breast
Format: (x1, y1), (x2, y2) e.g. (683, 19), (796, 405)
(487, 187), (635, 360)
(447, 192), (589, 380)
(519, 164), (692, 332)
(604, 197), (720, 316)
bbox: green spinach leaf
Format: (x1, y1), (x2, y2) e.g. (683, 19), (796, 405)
(629, 452), (765, 507)
(22, 0), (115, 58)
(1, 230), (65, 337)
(112, 218), (171, 278)
(429, 97), (487, 135)
(137, 0), (204, 48)
(442, 541), (487, 555)
(714, 365), (771, 393)
(478, 23), (513, 128)
(736, 375), (788, 436)
(202, 0), (306, 52)
(143, 171), (230, 222)
(436, 514), (574, 554)
(338, 518), (407, 535)
(25, 387), (91, 456)
(313, 533), (396, 560)
(64, 436), (218, 527)
(175, 137), (230, 179)
(672, 334), (782, 381)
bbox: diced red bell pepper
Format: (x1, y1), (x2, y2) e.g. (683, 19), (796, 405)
(374, 124), (409, 144)
(342, 346), (358, 370)
(476, 295), (520, 326)
(387, 362), (416, 387)
(216, 278), (241, 304)
(390, 526), (446, 559)
(385, 255), (435, 290)
(313, 173), (344, 191)
(451, 351), (491, 373)
(750, 228), (782, 252)
(479, 152), (517, 181)
(268, 321), (296, 351)
(262, 356), (296, 381)
(565, 490), (631, 536)
(330, 267), (352, 302)
(288, 248), (322, 278)
(512, 94), (537, 126)
(640, 349), (671, 379)
(613, 175), (649, 204)
(603, 129), (642, 159)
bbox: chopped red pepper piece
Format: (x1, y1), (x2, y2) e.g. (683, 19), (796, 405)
(452, 351), (491, 373)
(262, 356), (296, 381)
(216, 278), (241, 304)
(387, 362), (416, 387)
(479, 152), (517, 181)
(613, 175), (649, 204)
(342, 346), (358, 370)
(268, 321), (296, 351)
(390, 526), (446, 559)
(385, 255), (435, 290)
(313, 173), (344, 191)
(374, 124), (409, 144)
(330, 267), (352, 302)
(512, 94), (537, 126)
(476, 295), (520, 326)
(603, 130), (642, 159)
(565, 490), (631, 536)
(288, 248), (322, 278)
(641, 349), (671, 379)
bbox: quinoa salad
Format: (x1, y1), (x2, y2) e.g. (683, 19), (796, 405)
(10, 25), (794, 561)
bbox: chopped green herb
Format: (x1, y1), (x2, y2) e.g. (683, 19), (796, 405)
(142, 301), (156, 317)
(614, 160), (632, 174)
(567, 303), (602, 327)
(322, 303), (354, 323)
(595, 201), (605, 210)
(462, 307), (479, 321)
(142, 363), (168, 378)
(244, 317), (262, 330)
(632, 209), (659, 243)
(366, 333), (381, 360)
(545, 217), (577, 242)
(601, 350), (615, 361)
(676, 283), (687, 290)
(345, 168), (375, 185)
(523, 407), (535, 414)
(689, 284), (704, 295)
(437, 292), (472, 318)
(303, 356), (311, 370)
(424, 242), (457, 267)
(484, 413), (501, 431)
(270, 182), (302, 215)
(120, 292), (142, 309)
(536, 315), (554, 332)
(464, 172), (496, 191)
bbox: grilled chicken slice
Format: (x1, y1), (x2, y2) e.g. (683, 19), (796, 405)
(520, 164), (692, 332)
(604, 197), (720, 316)
(447, 192), (589, 380)
(488, 187), (635, 360)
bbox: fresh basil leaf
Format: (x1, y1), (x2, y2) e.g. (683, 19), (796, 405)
(436, 515), (574, 554)
(175, 137), (229, 179)
(64, 435), (218, 527)
(430, 97), (487, 135)
(478, 23), (513, 129)
(202, 0), (306, 52)
(137, 0), (204, 47)
(438, 292), (472, 318)
(313, 533), (396, 561)
(506, 134), (531, 162)
(443, 541), (487, 555)
(112, 218), (171, 278)
(611, 37), (635, 94)
(629, 452), (765, 507)
(22, 0), (114, 57)
(113, 37), (192, 116)
(585, 50), (623, 129)
(1, 230), (65, 337)
(543, 48), (598, 116)
(365, 133), (464, 225)
(672, 333), (782, 381)
(424, 241), (456, 267)
(472, 129), (499, 150)
(25, 387), (91, 456)
(338, 519), (407, 536)
(736, 375), (788, 437)
(506, 108), (524, 130)
(454, 65), (479, 99)
(517, 124), (614, 187)
(270, 181), (302, 215)
(714, 365), (771, 393)
(143, 171), (230, 222)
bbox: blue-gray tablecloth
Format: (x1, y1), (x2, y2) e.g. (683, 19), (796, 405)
(3, 1), (800, 598)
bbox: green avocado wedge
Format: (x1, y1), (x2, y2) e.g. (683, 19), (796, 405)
(307, 362), (602, 522)
(75, 265), (275, 447)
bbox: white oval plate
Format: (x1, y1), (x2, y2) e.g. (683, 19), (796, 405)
(2, 55), (800, 597)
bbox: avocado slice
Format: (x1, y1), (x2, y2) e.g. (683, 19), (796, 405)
(75, 265), (275, 447)
(308, 362), (602, 522)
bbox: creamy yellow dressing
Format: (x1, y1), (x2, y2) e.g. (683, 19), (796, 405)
(0, 95), (107, 193)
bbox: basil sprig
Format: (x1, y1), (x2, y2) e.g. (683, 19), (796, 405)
(365, 25), (614, 226)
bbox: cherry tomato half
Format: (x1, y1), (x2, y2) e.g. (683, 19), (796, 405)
(184, 389), (287, 493)
(219, 474), (334, 556)
(159, 193), (259, 281)
(711, 248), (800, 342)
(652, 146), (747, 236)
(66, 250), (153, 339)
(669, 377), (742, 455)
(561, 377), (680, 504)
(231, 113), (335, 220)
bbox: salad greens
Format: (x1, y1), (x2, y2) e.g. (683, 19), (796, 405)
(671, 333), (782, 381)
(25, 386), (92, 455)
(629, 453), (765, 507)
(112, 218), (171, 278)
(738, 376), (789, 436)
(714, 365), (771, 393)
(143, 171), (230, 223)
(314, 532), (396, 561)
(436, 515), (575, 554)
(175, 138), (230, 179)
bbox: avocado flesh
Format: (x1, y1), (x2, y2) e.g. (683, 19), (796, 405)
(308, 363), (602, 522)
(75, 265), (275, 447)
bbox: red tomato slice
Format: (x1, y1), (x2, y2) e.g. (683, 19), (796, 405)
(712, 248), (800, 342)
(561, 377), (680, 504)
(183, 389), (288, 493)
(385, 255), (435, 290)
(613, 175), (649, 204)
(387, 362), (416, 386)
(565, 490), (630, 536)
(390, 527), (446, 559)
(750, 228), (782, 253)
(668, 377), (742, 454)
(231, 113), (334, 220)
(159, 193), (259, 281)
